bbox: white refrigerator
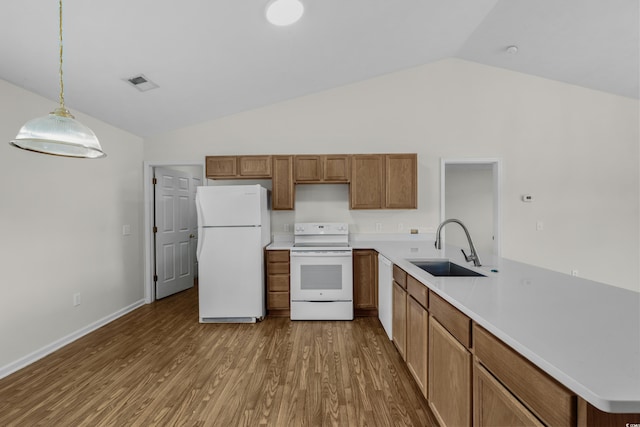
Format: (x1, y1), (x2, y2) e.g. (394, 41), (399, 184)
(196, 185), (271, 323)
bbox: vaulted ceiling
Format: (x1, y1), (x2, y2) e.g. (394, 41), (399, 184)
(0, 0), (637, 137)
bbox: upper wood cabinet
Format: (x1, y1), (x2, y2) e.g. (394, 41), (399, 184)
(206, 155), (272, 179)
(350, 154), (417, 209)
(294, 155), (350, 183)
(353, 249), (378, 316)
(272, 155), (295, 210)
(385, 154), (417, 209)
(350, 155), (385, 209)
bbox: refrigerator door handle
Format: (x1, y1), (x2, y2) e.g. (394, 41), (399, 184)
(196, 195), (203, 262)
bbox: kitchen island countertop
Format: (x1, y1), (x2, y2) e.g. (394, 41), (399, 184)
(345, 238), (640, 414)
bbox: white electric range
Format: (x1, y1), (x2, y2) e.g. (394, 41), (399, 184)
(289, 223), (353, 320)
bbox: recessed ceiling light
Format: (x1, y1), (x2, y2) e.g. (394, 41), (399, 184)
(265, 0), (304, 26)
(125, 74), (159, 92)
(506, 45), (519, 54)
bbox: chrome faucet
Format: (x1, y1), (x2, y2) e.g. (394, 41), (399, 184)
(434, 219), (482, 267)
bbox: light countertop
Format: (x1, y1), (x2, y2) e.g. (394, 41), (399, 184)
(267, 236), (640, 413)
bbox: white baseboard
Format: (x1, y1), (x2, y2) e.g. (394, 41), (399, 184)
(0, 299), (146, 380)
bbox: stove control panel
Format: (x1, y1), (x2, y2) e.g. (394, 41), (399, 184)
(293, 223), (349, 236)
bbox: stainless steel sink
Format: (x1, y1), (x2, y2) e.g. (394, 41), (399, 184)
(410, 260), (485, 277)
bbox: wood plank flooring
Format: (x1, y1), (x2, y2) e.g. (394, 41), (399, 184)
(0, 286), (438, 426)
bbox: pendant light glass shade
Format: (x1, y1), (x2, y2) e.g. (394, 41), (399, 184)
(11, 107), (105, 158)
(9, 0), (105, 159)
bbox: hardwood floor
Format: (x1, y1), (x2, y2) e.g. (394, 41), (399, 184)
(0, 286), (438, 426)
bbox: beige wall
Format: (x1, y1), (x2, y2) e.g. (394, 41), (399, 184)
(0, 79), (145, 370)
(145, 59), (639, 292)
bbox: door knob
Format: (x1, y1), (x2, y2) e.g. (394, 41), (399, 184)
(189, 234), (195, 238)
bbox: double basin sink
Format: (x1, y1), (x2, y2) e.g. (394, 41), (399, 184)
(410, 259), (485, 277)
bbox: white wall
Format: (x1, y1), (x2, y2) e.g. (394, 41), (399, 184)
(144, 58), (639, 292)
(0, 79), (145, 371)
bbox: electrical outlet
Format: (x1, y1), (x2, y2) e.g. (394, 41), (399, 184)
(122, 224), (131, 236)
(73, 293), (81, 307)
(284, 223), (290, 232)
(571, 269), (578, 277)
(375, 223), (382, 232)
(398, 223), (404, 232)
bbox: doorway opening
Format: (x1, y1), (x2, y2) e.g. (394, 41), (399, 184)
(440, 158), (502, 259)
(143, 161), (204, 303)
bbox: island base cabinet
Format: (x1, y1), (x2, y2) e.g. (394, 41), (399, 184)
(474, 363), (544, 427)
(392, 281), (407, 360)
(577, 398), (640, 427)
(406, 295), (428, 398)
(428, 318), (471, 427)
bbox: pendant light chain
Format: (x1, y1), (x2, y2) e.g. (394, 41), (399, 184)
(58, 0), (65, 110)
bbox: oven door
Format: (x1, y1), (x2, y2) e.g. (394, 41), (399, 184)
(290, 250), (353, 302)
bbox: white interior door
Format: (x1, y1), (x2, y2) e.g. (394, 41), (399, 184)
(154, 167), (194, 299)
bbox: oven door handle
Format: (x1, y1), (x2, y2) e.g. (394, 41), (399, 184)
(290, 251), (352, 257)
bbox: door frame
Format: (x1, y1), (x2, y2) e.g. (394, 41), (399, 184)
(143, 161), (204, 303)
(440, 158), (502, 257)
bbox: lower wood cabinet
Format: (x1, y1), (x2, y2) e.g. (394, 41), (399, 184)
(266, 250), (290, 316)
(353, 249), (378, 316)
(474, 362), (543, 427)
(392, 280), (407, 360)
(473, 324), (575, 426)
(386, 270), (639, 427)
(406, 295), (428, 398)
(428, 317), (472, 427)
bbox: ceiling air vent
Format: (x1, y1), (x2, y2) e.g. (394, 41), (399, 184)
(125, 74), (159, 92)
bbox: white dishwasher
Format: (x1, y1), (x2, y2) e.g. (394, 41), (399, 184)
(378, 254), (393, 339)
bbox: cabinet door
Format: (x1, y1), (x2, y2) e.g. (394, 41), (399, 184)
(272, 156), (295, 210)
(324, 155), (350, 182)
(350, 155), (384, 209)
(474, 363), (544, 427)
(385, 154), (417, 209)
(206, 156), (237, 178)
(238, 155), (272, 177)
(353, 249), (378, 316)
(294, 155), (322, 182)
(428, 318), (472, 427)
(406, 295), (428, 398)
(392, 281), (407, 360)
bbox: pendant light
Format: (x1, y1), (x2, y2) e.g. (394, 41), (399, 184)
(10, 0), (106, 158)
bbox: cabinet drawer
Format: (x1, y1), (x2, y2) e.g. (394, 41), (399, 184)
(473, 324), (576, 427)
(267, 292), (289, 310)
(407, 275), (428, 309)
(429, 291), (470, 348)
(267, 250), (290, 263)
(267, 262), (289, 275)
(267, 275), (289, 292)
(392, 265), (407, 289)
